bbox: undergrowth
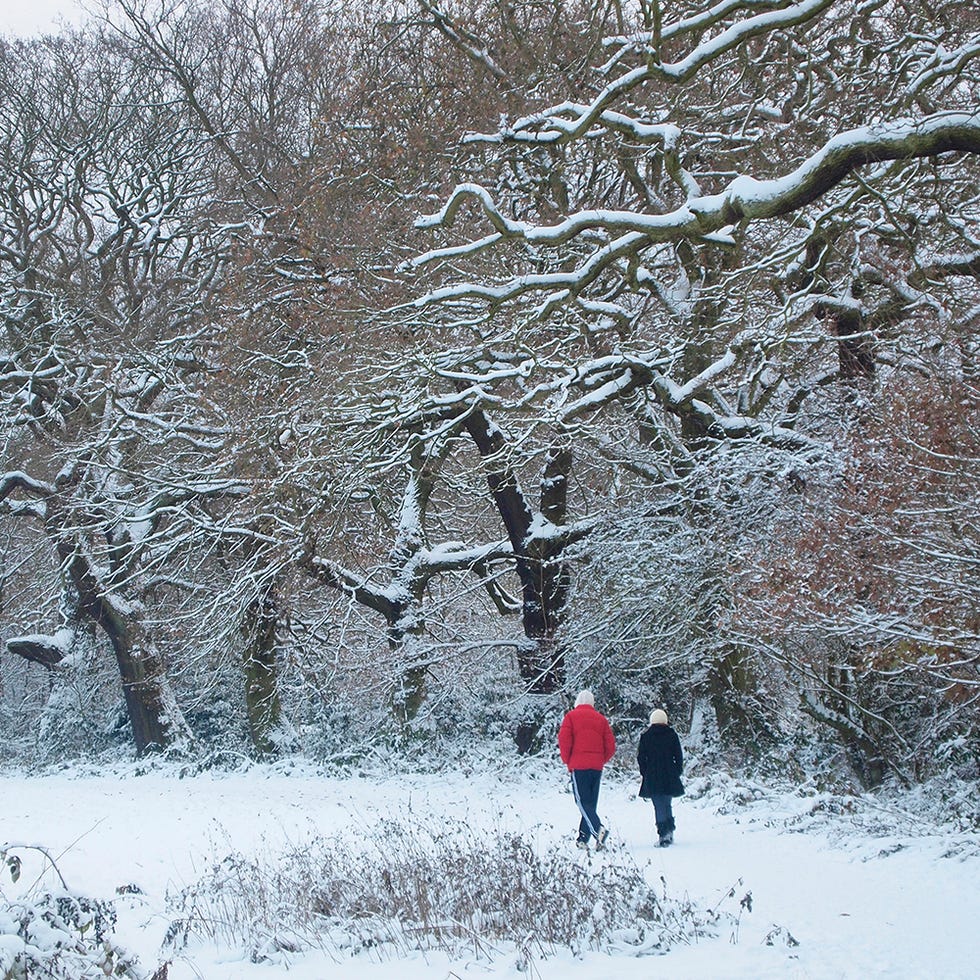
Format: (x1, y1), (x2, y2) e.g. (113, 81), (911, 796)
(167, 818), (723, 966)
(0, 845), (143, 980)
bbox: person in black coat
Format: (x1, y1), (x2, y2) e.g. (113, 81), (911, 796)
(637, 708), (684, 846)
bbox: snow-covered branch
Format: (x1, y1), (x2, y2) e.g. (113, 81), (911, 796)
(413, 113), (980, 300)
(467, 0), (836, 145)
(908, 251), (980, 287)
(299, 552), (400, 621)
(0, 471), (56, 503)
(416, 0), (507, 82)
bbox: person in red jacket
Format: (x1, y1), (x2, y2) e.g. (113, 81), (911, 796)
(558, 689), (616, 849)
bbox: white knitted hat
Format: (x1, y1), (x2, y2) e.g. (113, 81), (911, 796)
(649, 708), (669, 725)
(575, 689), (595, 707)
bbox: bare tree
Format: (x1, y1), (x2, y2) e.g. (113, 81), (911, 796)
(0, 30), (236, 754)
(398, 0), (980, 758)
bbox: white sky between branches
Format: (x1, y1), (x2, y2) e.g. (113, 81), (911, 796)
(0, 0), (88, 36)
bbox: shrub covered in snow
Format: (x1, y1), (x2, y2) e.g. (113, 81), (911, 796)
(168, 818), (724, 965)
(0, 888), (142, 979)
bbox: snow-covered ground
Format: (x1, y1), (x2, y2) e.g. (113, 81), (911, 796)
(3, 758), (978, 979)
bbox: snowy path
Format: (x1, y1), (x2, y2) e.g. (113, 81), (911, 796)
(2, 764), (977, 979)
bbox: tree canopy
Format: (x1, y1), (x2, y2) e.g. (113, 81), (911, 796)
(1, 0), (977, 785)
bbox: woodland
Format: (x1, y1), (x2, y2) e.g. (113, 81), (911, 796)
(1, 0), (978, 790)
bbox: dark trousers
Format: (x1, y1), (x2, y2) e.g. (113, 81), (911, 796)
(571, 769), (603, 842)
(651, 793), (675, 835)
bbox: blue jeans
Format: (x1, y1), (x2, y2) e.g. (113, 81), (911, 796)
(570, 769), (603, 842)
(651, 793), (675, 834)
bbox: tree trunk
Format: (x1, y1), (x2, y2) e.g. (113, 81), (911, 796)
(103, 612), (192, 755)
(464, 413), (573, 716)
(817, 654), (888, 789)
(705, 644), (774, 752)
(56, 537), (193, 755)
(240, 585), (294, 756)
(514, 552), (570, 697)
(389, 628), (429, 726)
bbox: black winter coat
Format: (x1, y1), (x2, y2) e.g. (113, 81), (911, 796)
(637, 724), (684, 798)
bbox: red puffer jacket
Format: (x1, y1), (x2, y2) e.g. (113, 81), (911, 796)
(558, 704), (616, 771)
